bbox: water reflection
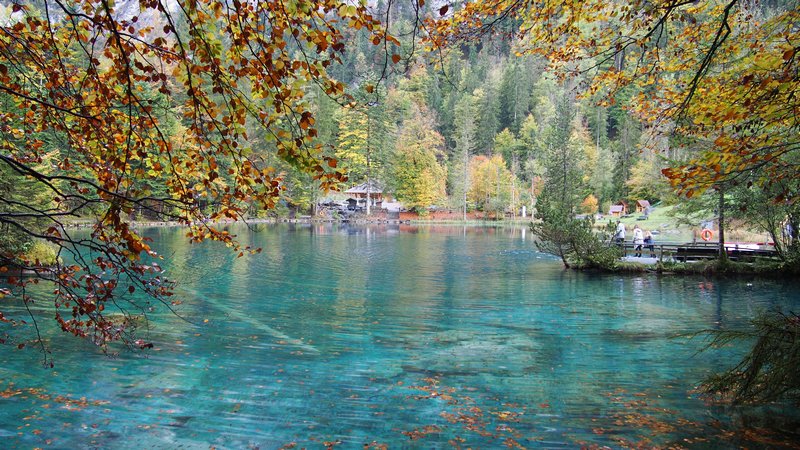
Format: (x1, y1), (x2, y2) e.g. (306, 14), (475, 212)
(1, 223), (798, 448)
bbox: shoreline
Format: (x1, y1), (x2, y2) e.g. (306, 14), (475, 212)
(63, 216), (537, 229)
(23, 219), (796, 279)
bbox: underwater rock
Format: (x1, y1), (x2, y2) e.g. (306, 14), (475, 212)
(167, 415), (194, 428)
(404, 334), (542, 376)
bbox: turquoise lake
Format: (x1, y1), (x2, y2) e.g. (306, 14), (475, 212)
(2, 223), (799, 448)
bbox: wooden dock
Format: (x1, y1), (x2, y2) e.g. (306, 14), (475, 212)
(616, 242), (778, 263)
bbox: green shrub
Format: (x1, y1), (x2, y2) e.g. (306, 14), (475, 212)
(22, 240), (59, 267)
(531, 212), (621, 270)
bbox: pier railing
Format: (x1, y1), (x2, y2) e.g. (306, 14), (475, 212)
(615, 241), (778, 262)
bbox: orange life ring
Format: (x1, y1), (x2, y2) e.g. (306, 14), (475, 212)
(701, 228), (713, 241)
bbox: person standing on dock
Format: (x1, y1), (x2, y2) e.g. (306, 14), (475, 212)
(644, 230), (655, 258)
(614, 221), (626, 245)
(633, 225), (644, 257)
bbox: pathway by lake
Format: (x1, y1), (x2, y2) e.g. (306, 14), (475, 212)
(2, 223), (798, 448)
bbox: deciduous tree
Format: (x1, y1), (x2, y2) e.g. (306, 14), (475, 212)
(0, 0), (396, 359)
(467, 154), (513, 216)
(428, 0), (800, 203)
(390, 104), (447, 211)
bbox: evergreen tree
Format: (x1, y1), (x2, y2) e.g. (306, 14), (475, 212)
(608, 88), (641, 202)
(475, 84), (501, 155)
(498, 59), (535, 133)
(540, 92), (581, 212)
(450, 92), (479, 218)
(425, 69), (445, 125)
(530, 90), (621, 268)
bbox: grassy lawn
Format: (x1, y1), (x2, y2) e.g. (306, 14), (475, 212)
(595, 205), (689, 243)
(598, 205), (773, 245)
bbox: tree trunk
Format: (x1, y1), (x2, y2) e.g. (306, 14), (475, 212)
(560, 249), (570, 269)
(718, 186), (727, 261)
(366, 110), (371, 216)
(463, 144), (468, 222)
(311, 189), (317, 217)
(512, 154), (519, 220)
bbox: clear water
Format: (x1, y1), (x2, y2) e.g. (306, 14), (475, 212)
(2, 223), (799, 449)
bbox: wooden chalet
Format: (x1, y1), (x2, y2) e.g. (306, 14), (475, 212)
(609, 202), (628, 217)
(344, 181), (388, 209)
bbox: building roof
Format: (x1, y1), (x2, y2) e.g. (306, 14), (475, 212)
(609, 205), (625, 213)
(344, 181), (383, 194)
(637, 199), (651, 208)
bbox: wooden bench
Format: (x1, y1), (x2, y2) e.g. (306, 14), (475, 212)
(675, 247), (719, 262)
